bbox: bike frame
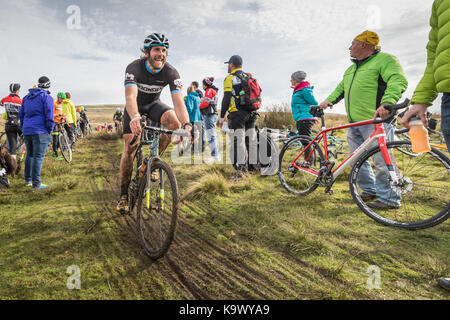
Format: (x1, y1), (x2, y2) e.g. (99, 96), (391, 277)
(292, 119), (398, 184)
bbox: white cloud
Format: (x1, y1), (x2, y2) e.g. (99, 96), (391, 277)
(0, 0), (440, 116)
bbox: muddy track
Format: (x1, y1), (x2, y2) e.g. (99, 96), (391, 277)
(84, 137), (366, 300)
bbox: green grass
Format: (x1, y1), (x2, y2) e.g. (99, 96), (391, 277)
(0, 111), (449, 300)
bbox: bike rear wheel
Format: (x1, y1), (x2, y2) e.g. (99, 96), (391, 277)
(279, 135), (324, 196)
(350, 140), (450, 230)
(136, 160), (179, 260)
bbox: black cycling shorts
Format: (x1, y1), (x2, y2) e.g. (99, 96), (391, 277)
(123, 100), (172, 135)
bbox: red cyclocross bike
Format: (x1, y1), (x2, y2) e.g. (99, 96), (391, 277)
(279, 99), (450, 230)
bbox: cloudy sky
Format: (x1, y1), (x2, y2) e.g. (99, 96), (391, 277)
(0, 0), (438, 114)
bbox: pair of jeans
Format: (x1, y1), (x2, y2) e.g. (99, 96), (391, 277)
(203, 113), (220, 157)
(347, 123), (401, 206)
(24, 133), (51, 188)
(441, 93), (450, 150)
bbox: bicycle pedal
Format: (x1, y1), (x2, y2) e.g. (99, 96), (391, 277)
(325, 188), (334, 195)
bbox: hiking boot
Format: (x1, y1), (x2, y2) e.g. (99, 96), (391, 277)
(116, 195), (130, 215)
(360, 192), (376, 202)
(231, 172), (244, 182)
(437, 277), (450, 291)
(367, 200), (400, 210)
(231, 164), (248, 181)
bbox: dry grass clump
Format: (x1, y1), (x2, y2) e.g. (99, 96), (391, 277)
(182, 172), (229, 201)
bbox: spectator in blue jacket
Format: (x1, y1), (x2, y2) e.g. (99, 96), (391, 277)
(291, 71), (319, 137)
(19, 76), (54, 189)
(185, 85), (203, 155)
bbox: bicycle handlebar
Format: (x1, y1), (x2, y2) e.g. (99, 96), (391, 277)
(129, 116), (189, 146)
(373, 99), (410, 124)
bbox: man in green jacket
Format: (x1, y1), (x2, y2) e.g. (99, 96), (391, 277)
(400, 0), (450, 292)
(319, 30), (408, 209)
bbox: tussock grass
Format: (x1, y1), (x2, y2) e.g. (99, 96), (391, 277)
(182, 172), (229, 201)
(87, 132), (121, 141)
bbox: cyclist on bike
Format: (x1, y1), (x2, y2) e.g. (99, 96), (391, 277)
(52, 92), (67, 159)
(319, 30), (408, 209)
(113, 108), (123, 130)
(61, 92), (77, 148)
(117, 33), (192, 215)
(1, 83), (23, 161)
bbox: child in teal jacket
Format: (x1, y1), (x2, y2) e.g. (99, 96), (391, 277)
(291, 71), (318, 137)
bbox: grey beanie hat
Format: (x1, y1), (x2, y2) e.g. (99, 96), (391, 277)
(291, 71), (307, 83)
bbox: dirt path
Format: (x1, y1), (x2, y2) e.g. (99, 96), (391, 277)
(85, 137), (370, 300)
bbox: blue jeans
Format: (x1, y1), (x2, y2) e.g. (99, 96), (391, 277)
(347, 123), (401, 206)
(203, 113), (220, 157)
(24, 133), (51, 188)
(441, 93), (450, 150)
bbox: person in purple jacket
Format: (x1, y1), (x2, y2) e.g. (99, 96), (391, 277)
(19, 76), (54, 189)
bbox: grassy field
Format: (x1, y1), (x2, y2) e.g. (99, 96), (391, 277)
(0, 108), (448, 300)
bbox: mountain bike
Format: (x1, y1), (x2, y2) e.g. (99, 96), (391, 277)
(53, 121), (72, 163)
(128, 116), (188, 260)
(74, 120), (84, 141)
(279, 99), (450, 230)
(115, 120), (123, 135)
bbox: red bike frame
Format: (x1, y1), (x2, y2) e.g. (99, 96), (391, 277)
(292, 119), (397, 183)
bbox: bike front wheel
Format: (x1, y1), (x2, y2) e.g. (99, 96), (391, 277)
(278, 135), (324, 196)
(59, 131), (72, 163)
(136, 160), (179, 260)
(350, 140), (450, 230)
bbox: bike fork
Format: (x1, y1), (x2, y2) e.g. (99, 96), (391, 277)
(377, 130), (400, 184)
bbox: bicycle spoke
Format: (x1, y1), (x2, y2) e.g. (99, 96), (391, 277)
(350, 141), (450, 229)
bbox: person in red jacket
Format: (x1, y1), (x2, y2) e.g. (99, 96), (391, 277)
(1, 83), (23, 161)
(199, 77), (221, 163)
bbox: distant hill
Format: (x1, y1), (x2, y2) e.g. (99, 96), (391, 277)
(77, 104), (124, 109)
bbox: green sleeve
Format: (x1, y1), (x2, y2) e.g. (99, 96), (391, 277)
(70, 102), (77, 125)
(326, 80), (345, 104)
(379, 55), (408, 105)
(411, 1), (439, 106)
(2, 112), (6, 120)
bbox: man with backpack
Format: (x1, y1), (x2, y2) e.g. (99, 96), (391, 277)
(219, 55), (262, 180)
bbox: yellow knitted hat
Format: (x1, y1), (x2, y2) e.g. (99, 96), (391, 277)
(354, 30), (381, 50)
